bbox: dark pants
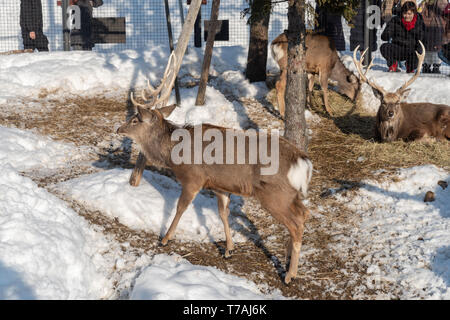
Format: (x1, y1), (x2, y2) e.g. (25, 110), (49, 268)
(22, 31), (49, 52)
(380, 43), (418, 69)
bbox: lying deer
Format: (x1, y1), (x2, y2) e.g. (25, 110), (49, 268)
(271, 32), (360, 116)
(353, 42), (450, 142)
(117, 53), (314, 284)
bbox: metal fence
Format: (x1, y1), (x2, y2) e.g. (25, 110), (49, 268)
(0, 1), (448, 76)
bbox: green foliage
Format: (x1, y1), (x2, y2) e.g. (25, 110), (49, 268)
(316, 0), (361, 23)
(242, 0), (361, 25)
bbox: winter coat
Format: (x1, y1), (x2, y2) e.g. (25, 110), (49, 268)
(444, 3), (450, 44)
(419, 0), (447, 51)
(381, 14), (425, 51)
(315, 6), (346, 51)
(382, 0), (418, 22)
(70, 0), (103, 48)
(20, 0), (48, 49)
(350, 0), (382, 51)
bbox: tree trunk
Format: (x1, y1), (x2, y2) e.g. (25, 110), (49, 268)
(245, 0), (271, 82)
(284, 0), (308, 152)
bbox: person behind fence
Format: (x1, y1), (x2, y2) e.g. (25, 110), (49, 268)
(439, 2), (450, 66)
(315, 4), (346, 51)
(418, 0), (448, 74)
(70, 0), (103, 51)
(380, 1), (425, 73)
(350, 0), (382, 54)
(20, 0), (49, 52)
(382, 0), (418, 23)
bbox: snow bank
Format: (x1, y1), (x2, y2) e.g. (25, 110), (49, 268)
(0, 164), (111, 299)
(0, 126), (91, 171)
(54, 168), (248, 244)
(336, 165), (450, 299)
(130, 254), (284, 300)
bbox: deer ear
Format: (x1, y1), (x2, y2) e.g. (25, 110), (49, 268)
(158, 104), (177, 118)
(400, 89), (411, 100)
(348, 74), (358, 83)
(137, 106), (153, 123)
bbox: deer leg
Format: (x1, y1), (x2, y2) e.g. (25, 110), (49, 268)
(161, 183), (201, 246)
(276, 69), (287, 117)
(319, 70), (332, 115)
(284, 197), (309, 284)
(129, 152), (146, 187)
(307, 73), (314, 107)
(215, 191), (234, 258)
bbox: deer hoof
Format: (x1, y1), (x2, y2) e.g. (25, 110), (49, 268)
(224, 250), (234, 259)
(284, 274), (292, 285)
(160, 237), (169, 246)
(129, 177), (140, 187)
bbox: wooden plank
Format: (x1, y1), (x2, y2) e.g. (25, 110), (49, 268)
(195, 0), (220, 106)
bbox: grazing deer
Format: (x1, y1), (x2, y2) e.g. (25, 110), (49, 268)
(117, 53), (314, 284)
(271, 32), (360, 116)
(353, 41), (450, 142)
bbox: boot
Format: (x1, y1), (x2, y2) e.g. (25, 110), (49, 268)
(389, 61), (399, 72)
(422, 63), (432, 73)
(432, 64), (441, 74)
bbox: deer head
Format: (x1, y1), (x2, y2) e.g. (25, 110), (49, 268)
(353, 41), (426, 141)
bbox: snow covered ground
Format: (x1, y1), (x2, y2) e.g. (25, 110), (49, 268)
(0, 35), (449, 300)
(335, 166), (450, 299)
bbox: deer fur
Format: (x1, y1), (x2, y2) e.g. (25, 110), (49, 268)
(375, 96), (450, 142)
(352, 42), (450, 142)
(117, 105), (313, 284)
(271, 32), (359, 116)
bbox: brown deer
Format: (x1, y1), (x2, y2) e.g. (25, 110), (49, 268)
(271, 32), (360, 116)
(117, 54), (314, 285)
(353, 42), (450, 142)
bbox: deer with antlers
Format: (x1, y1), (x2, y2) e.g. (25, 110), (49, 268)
(353, 41), (450, 142)
(118, 52), (314, 285)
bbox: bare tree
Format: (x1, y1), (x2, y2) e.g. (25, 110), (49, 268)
(284, 0), (308, 151)
(245, 0), (272, 82)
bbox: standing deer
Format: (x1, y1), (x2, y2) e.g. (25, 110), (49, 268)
(271, 32), (360, 116)
(117, 53), (314, 284)
(353, 41), (450, 142)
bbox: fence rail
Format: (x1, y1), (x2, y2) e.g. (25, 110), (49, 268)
(0, 1), (448, 76)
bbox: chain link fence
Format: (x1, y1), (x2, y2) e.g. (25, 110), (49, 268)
(0, 1), (448, 75)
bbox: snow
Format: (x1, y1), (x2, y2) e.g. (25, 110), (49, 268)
(131, 254), (285, 300)
(54, 168), (248, 244)
(0, 126), (91, 171)
(335, 165), (450, 299)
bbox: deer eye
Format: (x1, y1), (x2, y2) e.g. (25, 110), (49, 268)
(132, 118), (139, 124)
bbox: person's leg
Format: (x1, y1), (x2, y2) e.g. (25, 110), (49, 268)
(381, 43), (400, 71)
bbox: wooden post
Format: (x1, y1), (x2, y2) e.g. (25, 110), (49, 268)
(164, 0), (181, 105)
(195, 0), (221, 106)
(129, 0), (203, 187)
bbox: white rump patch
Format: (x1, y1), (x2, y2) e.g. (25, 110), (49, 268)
(287, 158), (313, 197)
(271, 43), (284, 62)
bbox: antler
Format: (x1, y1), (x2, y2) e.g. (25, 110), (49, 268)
(353, 46), (388, 96)
(396, 40), (425, 95)
(130, 51), (178, 109)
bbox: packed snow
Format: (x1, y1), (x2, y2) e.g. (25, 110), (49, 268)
(335, 165), (450, 299)
(131, 254), (284, 300)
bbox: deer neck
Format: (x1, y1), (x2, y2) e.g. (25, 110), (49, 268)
(140, 120), (179, 168)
